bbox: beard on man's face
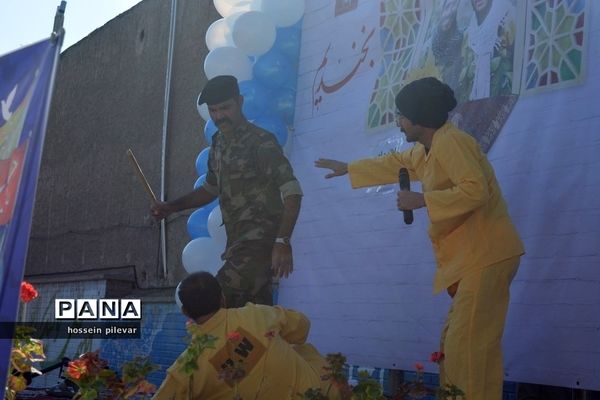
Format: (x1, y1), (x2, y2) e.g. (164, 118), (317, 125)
(216, 118), (232, 126)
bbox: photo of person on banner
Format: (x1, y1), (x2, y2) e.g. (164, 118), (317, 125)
(369, 0), (517, 132)
(465, 0), (516, 99)
(431, 0), (516, 101)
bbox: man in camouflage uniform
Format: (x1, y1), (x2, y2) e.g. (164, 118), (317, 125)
(151, 75), (303, 307)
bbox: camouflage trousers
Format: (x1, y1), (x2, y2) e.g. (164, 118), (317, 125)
(216, 240), (274, 308)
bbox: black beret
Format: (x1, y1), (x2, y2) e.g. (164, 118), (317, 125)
(395, 77), (457, 129)
(197, 75), (240, 106)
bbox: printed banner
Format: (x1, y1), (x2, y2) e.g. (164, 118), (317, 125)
(284, 0), (597, 391)
(0, 38), (61, 394)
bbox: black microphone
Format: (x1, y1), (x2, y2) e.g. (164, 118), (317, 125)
(398, 168), (414, 225)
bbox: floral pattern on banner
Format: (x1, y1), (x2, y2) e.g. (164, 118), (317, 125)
(522, 0), (587, 93)
(368, 0), (520, 131)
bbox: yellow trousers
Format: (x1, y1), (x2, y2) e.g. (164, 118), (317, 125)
(440, 256), (520, 400)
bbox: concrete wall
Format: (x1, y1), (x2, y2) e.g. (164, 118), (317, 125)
(22, 0), (219, 384)
(26, 0), (218, 290)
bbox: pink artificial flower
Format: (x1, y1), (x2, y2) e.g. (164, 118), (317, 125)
(415, 362), (425, 372)
(136, 380), (157, 395)
(430, 351), (445, 363)
(264, 330), (276, 339)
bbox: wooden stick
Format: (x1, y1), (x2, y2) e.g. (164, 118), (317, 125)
(127, 148), (157, 204)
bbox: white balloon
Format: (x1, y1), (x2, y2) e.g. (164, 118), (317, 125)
(213, 0), (257, 18)
(257, 0), (304, 27)
(232, 11), (276, 56)
(207, 206), (227, 250)
(175, 281), (183, 308)
(205, 18), (234, 51)
(204, 46), (253, 81)
(182, 237), (223, 275)
(225, 11), (245, 28)
(213, 228), (227, 254)
(196, 93), (210, 120)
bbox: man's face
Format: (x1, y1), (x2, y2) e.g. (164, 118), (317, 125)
(396, 112), (419, 143)
(208, 96), (244, 134)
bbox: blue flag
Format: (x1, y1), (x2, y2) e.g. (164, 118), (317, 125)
(0, 38), (61, 393)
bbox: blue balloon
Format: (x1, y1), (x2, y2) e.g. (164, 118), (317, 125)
(289, 18), (303, 31)
(194, 174), (206, 190)
(274, 26), (301, 62)
(204, 120), (218, 145)
(239, 80), (270, 120)
(187, 207), (211, 239)
(204, 199), (219, 213)
(195, 147), (210, 176)
(253, 49), (295, 89)
(252, 115), (288, 146)
(269, 88), (297, 125)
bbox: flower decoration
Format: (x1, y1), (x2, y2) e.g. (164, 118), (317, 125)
(67, 359), (88, 380)
(264, 330), (276, 339)
(226, 331), (242, 341)
(430, 351), (445, 364)
(178, 323), (218, 375)
(65, 351), (158, 399)
(303, 351), (463, 399)
(136, 380), (158, 395)
(7, 375), (27, 393)
(5, 282), (45, 400)
(19, 281), (38, 303)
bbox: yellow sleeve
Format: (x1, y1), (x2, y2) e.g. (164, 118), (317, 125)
(347, 149), (415, 189)
(424, 133), (489, 224)
(274, 306), (311, 344)
(152, 371), (189, 400)
(152, 356), (209, 400)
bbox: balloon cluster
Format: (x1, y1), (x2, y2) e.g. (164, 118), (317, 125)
(198, 0), (304, 147)
(182, 0), (304, 279)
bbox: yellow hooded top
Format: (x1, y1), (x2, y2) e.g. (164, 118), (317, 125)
(348, 122), (524, 293)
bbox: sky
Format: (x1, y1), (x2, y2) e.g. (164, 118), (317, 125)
(0, 0), (144, 56)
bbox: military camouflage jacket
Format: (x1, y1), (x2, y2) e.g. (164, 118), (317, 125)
(203, 121), (302, 256)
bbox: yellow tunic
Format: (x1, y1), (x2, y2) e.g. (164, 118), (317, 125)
(153, 304), (339, 400)
(348, 122), (524, 293)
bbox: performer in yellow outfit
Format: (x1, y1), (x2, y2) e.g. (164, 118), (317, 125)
(153, 271), (340, 400)
(315, 77), (524, 400)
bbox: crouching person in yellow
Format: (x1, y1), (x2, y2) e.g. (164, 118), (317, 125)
(315, 77), (524, 400)
(153, 271), (340, 400)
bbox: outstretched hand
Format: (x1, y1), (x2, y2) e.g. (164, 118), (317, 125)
(150, 201), (175, 220)
(314, 158), (348, 179)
